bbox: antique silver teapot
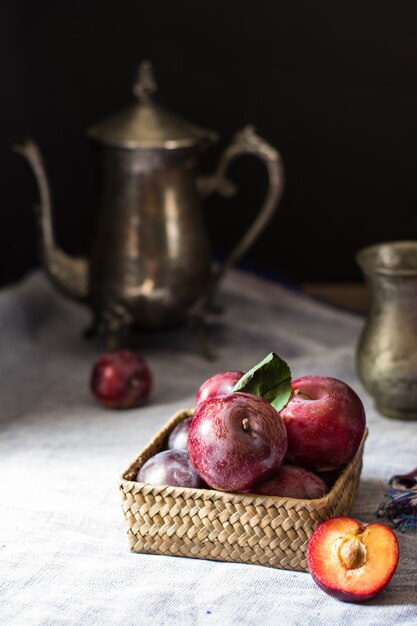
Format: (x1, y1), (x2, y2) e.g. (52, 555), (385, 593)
(15, 61), (284, 346)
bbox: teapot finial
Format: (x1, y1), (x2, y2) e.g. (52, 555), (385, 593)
(133, 60), (157, 102)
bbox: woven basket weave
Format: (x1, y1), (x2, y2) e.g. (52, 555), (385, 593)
(120, 408), (366, 572)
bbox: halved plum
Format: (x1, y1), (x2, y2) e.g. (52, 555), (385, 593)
(307, 516), (399, 602)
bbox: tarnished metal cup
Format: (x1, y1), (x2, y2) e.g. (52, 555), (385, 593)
(356, 241), (417, 420)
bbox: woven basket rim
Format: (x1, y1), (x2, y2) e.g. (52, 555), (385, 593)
(120, 408), (368, 509)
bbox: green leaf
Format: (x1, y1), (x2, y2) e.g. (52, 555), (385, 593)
(232, 352), (292, 412)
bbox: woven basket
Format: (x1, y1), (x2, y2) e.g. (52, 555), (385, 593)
(120, 408), (367, 572)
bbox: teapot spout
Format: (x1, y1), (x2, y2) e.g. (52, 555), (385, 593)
(14, 140), (88, 301)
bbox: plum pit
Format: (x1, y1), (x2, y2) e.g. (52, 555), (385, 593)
(335, 534), (367, 570)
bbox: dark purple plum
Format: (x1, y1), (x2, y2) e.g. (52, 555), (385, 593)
(90, 349), (152, 409)
(167, 416), (192, 451)
(248, 464), (327, 499)
(136, 449), (205, 488)
(196, 370), (244, 409)
(188, 392), (288, 492)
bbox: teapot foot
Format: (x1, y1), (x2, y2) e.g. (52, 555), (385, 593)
(191, 320), (218, 361)
(187, 296), (223, 361)
(84, 299), (222, 360)
(84, 304), (134, 349)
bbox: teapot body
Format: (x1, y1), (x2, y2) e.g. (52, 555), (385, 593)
(89, 145), (212, 330)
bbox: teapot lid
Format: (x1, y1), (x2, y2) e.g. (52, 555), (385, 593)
(87, 61), (218, 150)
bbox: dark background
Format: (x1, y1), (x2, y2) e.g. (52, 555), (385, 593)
(2, 1), (417, 288)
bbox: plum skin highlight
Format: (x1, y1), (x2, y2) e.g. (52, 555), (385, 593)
(188, 392), (288, 492)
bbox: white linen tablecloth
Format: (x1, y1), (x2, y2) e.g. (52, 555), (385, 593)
(1, 270), (416, 625)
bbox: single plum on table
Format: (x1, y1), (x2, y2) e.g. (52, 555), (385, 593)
(280, 376), (366, 471)
(90, 349), (152, 409)
(307, 516), (399, 602)
(248, 464), (327, 499)
(167, 416), (193, 451)
(137, 449), (205, 488)
(188, 392), (288, 492)
(196, 370), (244, 409)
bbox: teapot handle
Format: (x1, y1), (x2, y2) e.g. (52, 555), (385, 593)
(195, 125), (284, 310)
